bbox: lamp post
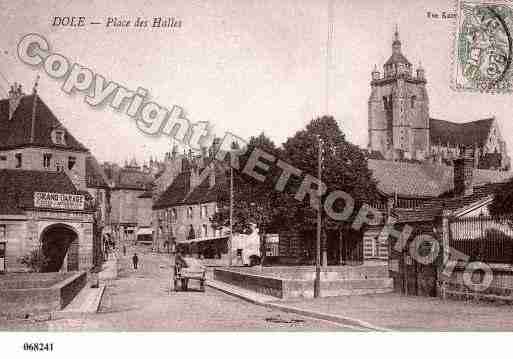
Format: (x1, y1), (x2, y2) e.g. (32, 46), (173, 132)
(229, 166), (233, 266)
(314, 135), (323, 298)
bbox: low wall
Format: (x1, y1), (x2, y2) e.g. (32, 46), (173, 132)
(0, 271), (87, 317)
(439, 264), (513, 301)
(214, 266), (393, 299)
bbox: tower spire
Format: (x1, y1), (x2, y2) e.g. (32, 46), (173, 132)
(392, 24), (401, 54)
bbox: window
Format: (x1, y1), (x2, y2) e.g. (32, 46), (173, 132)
(200, 205), (208, 218)
(15, 153), (22, 168)
(55, 161), (64, 172)
(187, 206), (193, 219)
(43, 153), (52, 168)
(54, 130), (65, 145)
(68, 156), (76, 170)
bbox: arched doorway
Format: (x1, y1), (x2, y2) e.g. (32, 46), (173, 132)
(40, 224), (79, 272)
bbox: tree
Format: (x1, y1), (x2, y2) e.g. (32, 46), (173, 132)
(210, 133), (282, 261)
(19, 248), (49, 273)
(210, 117), (379, 261)
(278, 116), (379, 229)
(489, 180), (513, 217)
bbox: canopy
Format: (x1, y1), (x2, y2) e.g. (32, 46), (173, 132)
(136, 227), (153, 236)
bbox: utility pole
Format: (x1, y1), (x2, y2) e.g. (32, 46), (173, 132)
(314, 136), (323, 298)
(229, 166), (233, 266)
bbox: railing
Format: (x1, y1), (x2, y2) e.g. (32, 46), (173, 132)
(449, 216), (513, 264)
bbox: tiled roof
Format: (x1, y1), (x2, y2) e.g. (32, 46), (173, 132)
(392, 183), (505, 223)
(430, 118), (494, 147)
(86, 156), (109, 188)
(0, 94), (88, 152)
(0, 169), (83, 215)
(183, 171), (228, 205)
(153, 163), (228, 209)
(153, 171), (190, 209)
(368, 159), (512, 198)
(138, 190), (153, 199)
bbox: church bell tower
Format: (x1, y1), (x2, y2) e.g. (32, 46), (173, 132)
(368, 27), (429, 160)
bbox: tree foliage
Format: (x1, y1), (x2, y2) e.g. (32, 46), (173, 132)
(210, 116), (379, 234)
(489, 179), (513, 217)
(210, 133), (281, 235)
(19, 248), (49, 273)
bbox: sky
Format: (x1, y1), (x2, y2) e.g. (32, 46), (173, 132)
(0, 0), (512, 165)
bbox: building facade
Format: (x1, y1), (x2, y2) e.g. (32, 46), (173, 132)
(0, 85), (96, 272)
(102, 159), (154, 242)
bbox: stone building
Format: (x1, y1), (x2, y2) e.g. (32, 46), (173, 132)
(102, 159), (153, 242)
(152, 151), (261, 265)
(368, 29), (510, 170)
(0, 85), (97, 272)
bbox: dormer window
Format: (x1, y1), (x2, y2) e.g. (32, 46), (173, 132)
(52, 129), (66, 146)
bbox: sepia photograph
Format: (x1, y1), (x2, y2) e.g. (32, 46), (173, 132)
(1, 0), (513, 356)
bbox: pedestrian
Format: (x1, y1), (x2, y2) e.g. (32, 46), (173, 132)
(123, 245), (126, 256)
(132, 253), (139, 270)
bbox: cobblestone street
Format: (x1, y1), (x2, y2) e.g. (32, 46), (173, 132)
(39, 249), (349, 331)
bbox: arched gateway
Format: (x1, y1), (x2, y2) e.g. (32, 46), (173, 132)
(40, 224), (79, 272)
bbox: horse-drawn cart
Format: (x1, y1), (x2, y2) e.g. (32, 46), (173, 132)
(174, 256), (206, 292)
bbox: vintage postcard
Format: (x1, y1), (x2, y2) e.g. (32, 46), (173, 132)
(1, 0), (513, 357)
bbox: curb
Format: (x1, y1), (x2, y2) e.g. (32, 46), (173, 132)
(207, 280), (390, 331)
(51, 285), (106, 320)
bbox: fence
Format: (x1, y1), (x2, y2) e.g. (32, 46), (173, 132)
(449, 215), (513, 264)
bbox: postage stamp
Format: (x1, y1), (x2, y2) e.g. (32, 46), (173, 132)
(453, 0), (513, 93)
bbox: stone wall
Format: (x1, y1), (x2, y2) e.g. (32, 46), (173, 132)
(440, 264), (513, 301)
(0, 271), (87, 317)
(214, 266), (393, 299)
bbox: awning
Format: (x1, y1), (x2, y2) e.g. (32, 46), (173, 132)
(137, 227), (153, 236)
(176, 235), (228, 244)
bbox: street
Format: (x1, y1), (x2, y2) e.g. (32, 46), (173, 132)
(41, 247), (349, 331)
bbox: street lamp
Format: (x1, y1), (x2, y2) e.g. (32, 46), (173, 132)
(229, 166), (234, 266)
(314, 135), (323, 298)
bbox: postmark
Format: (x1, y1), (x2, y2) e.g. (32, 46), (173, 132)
(452, 0), (513, 93)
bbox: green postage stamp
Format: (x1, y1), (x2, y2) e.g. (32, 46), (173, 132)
(453, 0), (513, 93)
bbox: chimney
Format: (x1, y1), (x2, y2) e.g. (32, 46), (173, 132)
(8, 82), (24, 120)
(454, 147), (474, 197)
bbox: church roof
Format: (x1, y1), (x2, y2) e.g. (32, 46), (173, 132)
(0, 94), (88, 152)
(429, 118), (494, 147)
(384, 52), (411, 66)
